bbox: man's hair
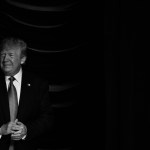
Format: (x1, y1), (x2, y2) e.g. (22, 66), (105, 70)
(0, 37), (27, 57)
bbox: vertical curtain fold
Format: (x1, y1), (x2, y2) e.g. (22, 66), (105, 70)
(105, 0), (139, 150)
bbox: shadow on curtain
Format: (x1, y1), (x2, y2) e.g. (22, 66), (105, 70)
(105, 0), (147, 150)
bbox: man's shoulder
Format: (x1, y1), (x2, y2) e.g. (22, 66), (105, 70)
(23, 70), (49, 85)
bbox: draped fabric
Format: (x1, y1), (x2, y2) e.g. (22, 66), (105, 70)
(105, 0), (147, 150)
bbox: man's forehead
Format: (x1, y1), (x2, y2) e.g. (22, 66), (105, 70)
(1, 46), (21, 53)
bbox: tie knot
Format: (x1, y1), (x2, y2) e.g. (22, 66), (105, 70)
(9, 76), (15, 83)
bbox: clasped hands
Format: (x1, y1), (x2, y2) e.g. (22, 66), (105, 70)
(1, 119), (27, 140)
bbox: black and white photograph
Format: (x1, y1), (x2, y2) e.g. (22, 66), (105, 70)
(0, 1), (90, 150)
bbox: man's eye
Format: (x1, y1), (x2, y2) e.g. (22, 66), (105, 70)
(0, 54), (4, 57)
(9, 54), (14, 57)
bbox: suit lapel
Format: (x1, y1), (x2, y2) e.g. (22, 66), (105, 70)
(0, 75), (10, 122)
(17, 71), (32, 120)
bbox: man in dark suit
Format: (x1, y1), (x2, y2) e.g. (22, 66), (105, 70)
(0, 37), (53, 150)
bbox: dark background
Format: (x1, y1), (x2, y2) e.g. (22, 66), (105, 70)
(105, 0), (147, 150)
(0, 0), (91, 150)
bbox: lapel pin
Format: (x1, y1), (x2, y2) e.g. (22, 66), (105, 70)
(27, 83), (31, 86)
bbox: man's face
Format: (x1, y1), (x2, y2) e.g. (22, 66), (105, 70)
(0, 46), (24, 76)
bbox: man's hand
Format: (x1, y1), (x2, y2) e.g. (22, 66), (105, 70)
(0, 122), (16, 135)
(11, 121), (27, 140)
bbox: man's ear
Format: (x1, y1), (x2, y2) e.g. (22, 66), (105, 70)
(21, 56), (27, 64)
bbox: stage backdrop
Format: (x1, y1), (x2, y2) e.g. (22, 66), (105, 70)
(105, 0), (147, 150)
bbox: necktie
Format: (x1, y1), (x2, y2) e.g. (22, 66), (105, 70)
(8, 76), (18, 150)
(8, 76), (18, 122)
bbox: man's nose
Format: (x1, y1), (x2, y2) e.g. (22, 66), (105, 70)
(3, 54), (9, 61)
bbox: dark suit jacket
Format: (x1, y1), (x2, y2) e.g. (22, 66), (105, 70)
(0, 70), (53, 150)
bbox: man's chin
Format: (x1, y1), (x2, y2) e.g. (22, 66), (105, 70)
(2, 69), (12, 76)
(2, 67), (20, 76)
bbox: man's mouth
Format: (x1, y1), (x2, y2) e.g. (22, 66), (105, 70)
(3, 64), (12, 67)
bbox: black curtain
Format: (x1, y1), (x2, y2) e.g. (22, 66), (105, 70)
(105, 1), (147, 149)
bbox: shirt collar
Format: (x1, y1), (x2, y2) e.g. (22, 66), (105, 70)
(5, 68), (22, 84)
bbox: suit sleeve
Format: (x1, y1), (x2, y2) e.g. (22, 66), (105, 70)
(25, 80), (53, 141)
